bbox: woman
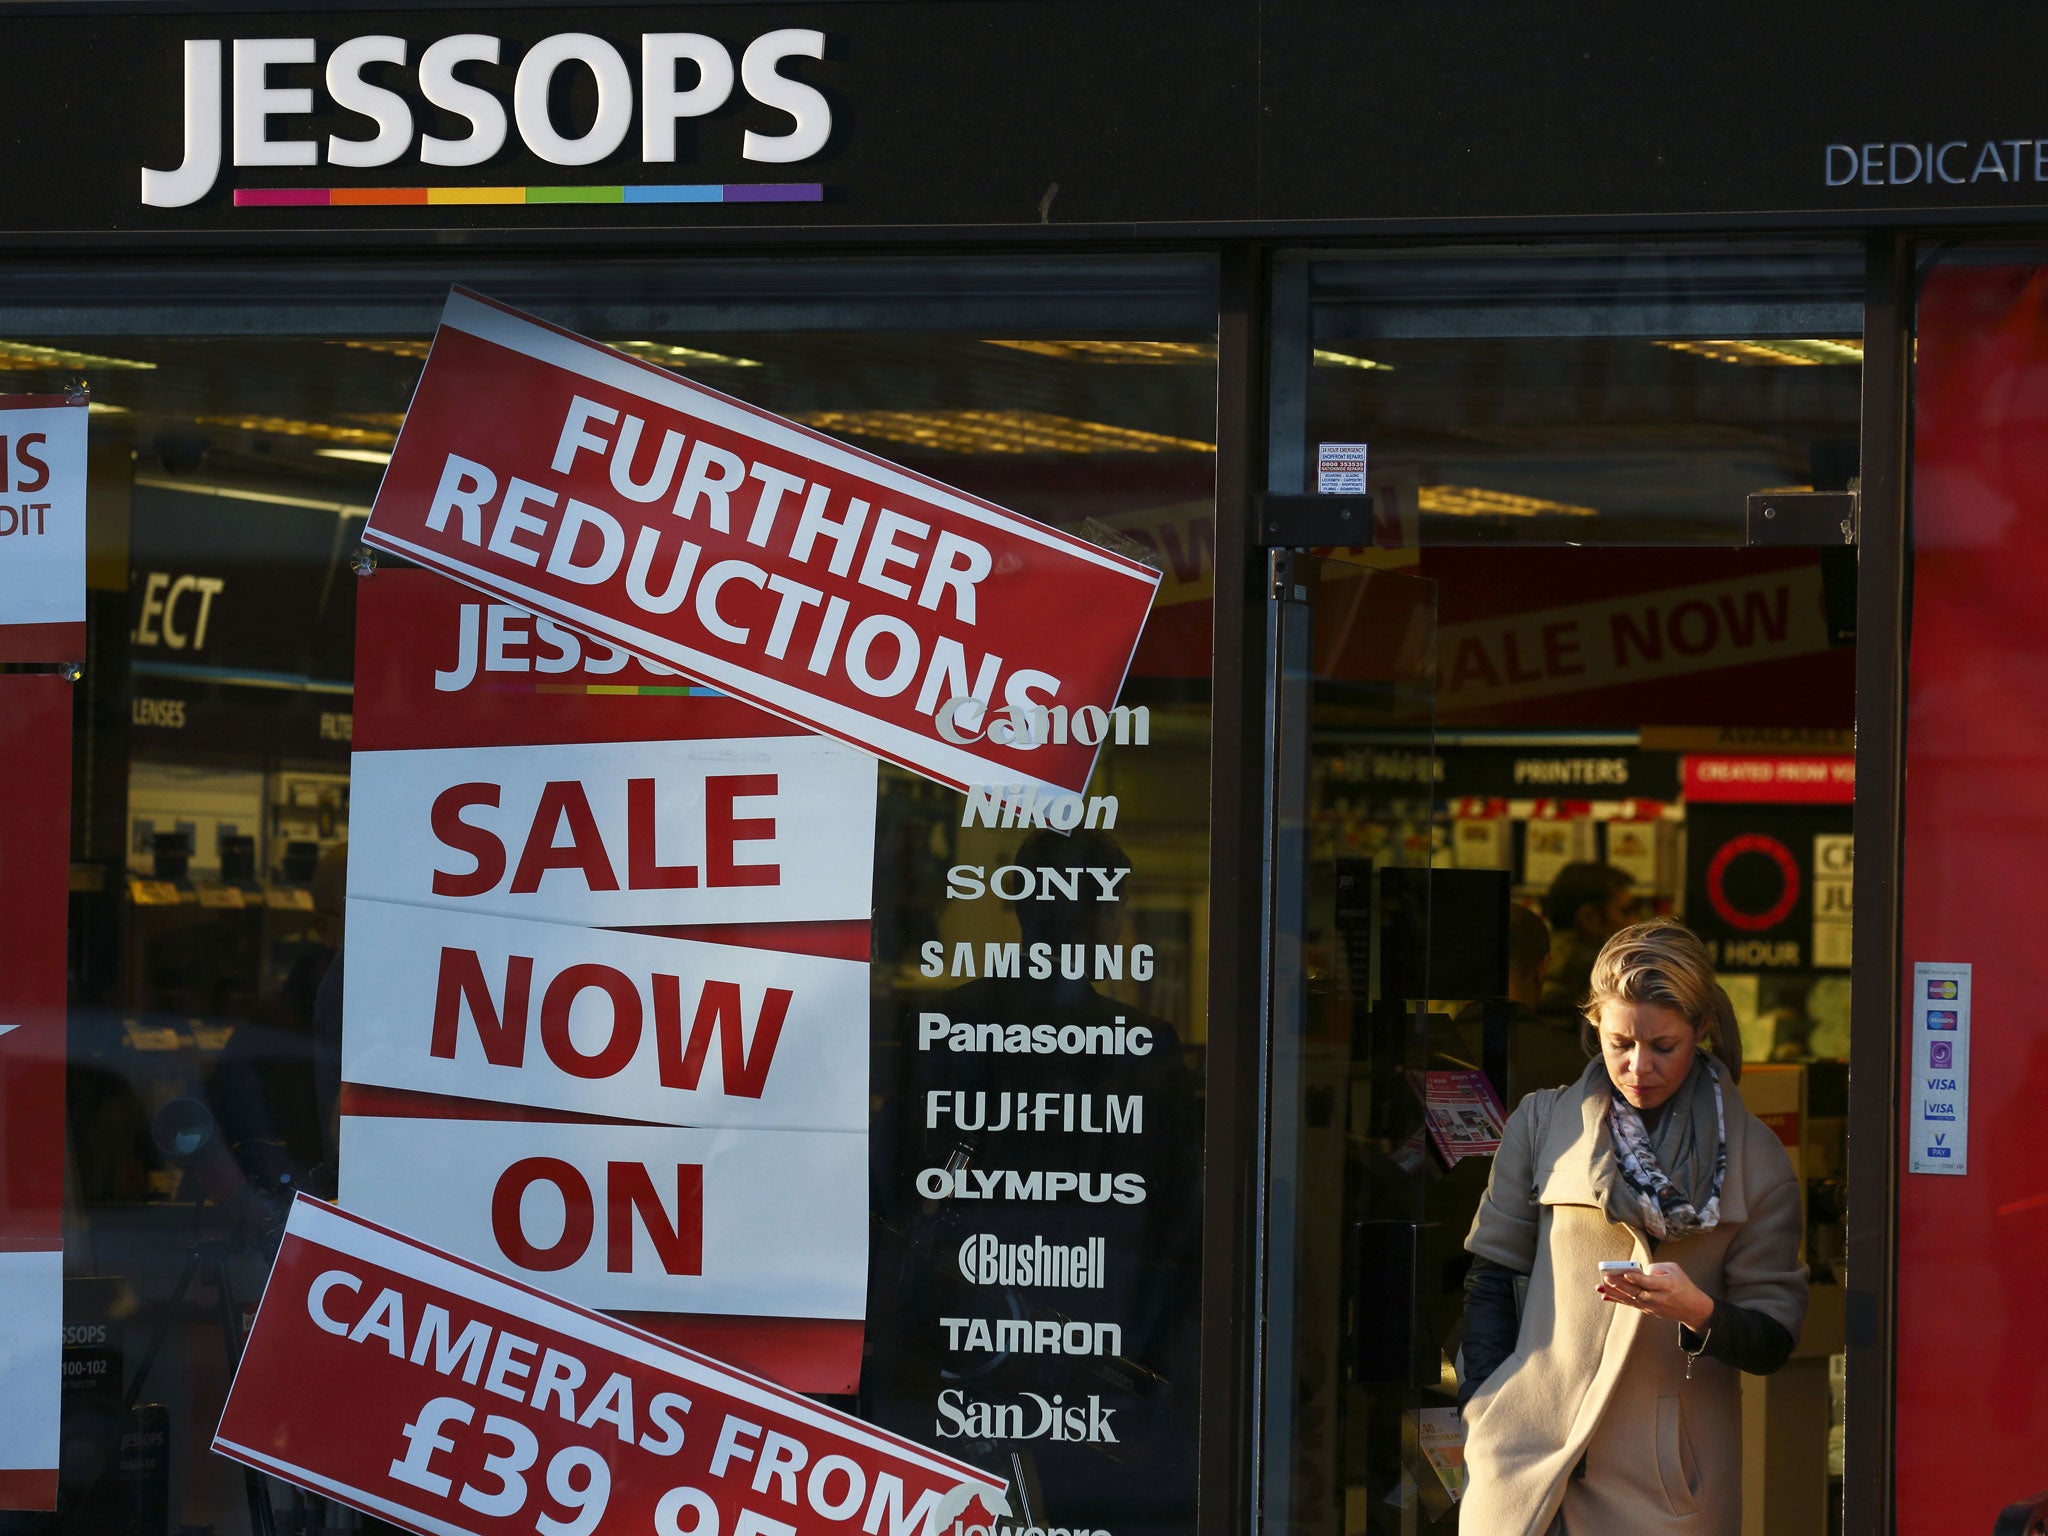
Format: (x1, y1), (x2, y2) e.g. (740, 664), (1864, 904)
(1458, 920), (1808, 1536)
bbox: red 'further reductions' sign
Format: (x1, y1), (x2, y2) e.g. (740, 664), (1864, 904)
(215, 1200), (1008, 1536)
(0, 676), (69, 1508)
(361, 289), (1161, 800)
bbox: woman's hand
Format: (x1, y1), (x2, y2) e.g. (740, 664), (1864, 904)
(1597, 1262), (1715, 1332)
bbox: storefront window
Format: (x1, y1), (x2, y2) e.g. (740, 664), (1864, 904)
(13, 256), (1216, 1536)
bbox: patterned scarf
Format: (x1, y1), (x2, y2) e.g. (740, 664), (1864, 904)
(1606, 1057), (1728, 1240)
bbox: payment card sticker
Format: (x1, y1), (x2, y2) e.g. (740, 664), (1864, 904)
(1909, 961), (1971, 1176)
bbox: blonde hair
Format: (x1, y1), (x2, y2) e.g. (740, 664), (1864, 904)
(1579, 920), (1743, 1081)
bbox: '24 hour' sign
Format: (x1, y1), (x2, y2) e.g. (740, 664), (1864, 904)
(361, 289), (1160, 801)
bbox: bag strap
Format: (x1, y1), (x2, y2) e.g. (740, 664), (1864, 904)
(1527, 1085), (1559, 1194)
(1511, 1088), (1563, 1322)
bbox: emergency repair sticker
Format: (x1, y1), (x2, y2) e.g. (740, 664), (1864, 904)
(1316, 441), (1369, 495)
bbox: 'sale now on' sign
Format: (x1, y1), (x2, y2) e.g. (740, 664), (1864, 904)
(215, 1199), (1008, 1536)
(342, 572), (877, 1390)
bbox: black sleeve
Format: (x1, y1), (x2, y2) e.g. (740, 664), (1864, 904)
(1459, 1256), (1524, 1404)
(1680, 1299), (1797, 1375)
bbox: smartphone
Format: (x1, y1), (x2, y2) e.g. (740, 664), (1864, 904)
(1597, 1260), (1646, 1274)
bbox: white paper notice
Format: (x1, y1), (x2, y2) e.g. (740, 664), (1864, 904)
(341, 899), (869, 1131)
(346, 735), (877, 929)
(339, 1116), (867, 1317)
(1909, 961), (1970, 1175)
(1812, 834), (1854, 969)
(1523, 818), (1584, 890)
(0, 1250), (60, 1484)
(1316, 441), (1369, 495)
(0, 399), (86, 640)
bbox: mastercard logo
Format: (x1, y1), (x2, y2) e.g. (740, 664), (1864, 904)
(1927, 979), (1959, 1000)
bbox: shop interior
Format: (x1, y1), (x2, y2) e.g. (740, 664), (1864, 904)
(1263, 248), (1864, 1536)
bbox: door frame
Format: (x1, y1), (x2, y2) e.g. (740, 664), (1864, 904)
(1198, 235), (1914, 1534)
(1842, 232), (1913, 1536)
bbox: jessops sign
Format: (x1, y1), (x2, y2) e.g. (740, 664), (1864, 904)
(142, 28), (832, 208)
(15, 5), (2048, 233)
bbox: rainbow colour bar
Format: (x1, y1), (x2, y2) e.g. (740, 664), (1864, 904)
(526, 682), (727, 698)
(232, 183), (823, 207)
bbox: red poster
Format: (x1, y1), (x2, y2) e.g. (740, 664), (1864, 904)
(215, 1200), (1008, 1536)
(1681, 754), (1855, 803)
(345, 572), (876, 1393)
(1897, 262), (2048, 1533)
(361, 289), (1160, 801)
(0, 674), (69, 1508)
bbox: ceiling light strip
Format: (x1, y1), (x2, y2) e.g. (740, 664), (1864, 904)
(1657, 338), (1864, 366)
(0, 341), (156, 371)
(135, 475), (372, 519)
(1419, 485), (1598, 518)
(801, 408), (1215, 455)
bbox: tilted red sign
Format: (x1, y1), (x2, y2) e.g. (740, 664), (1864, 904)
(362, 289), (1161, 798)
(215, 1200), (1008, 1536)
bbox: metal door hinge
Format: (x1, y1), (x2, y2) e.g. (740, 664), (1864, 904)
(1267, 548), (1315, 603)
(1746, 488), (1858, 547)
(1256, 493), (1383, 548)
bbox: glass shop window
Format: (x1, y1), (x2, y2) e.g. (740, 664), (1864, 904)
(1, 255), (1217, 1536)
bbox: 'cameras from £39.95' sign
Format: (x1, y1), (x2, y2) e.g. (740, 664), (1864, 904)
(359, 289), (1161, 809)
(215, 1199), (1008, 1536)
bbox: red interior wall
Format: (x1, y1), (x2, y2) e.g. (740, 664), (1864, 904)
(1897, 263), (2048, 1529)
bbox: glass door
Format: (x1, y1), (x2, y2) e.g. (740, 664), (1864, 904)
(1254, 244), (1873, 1535)
(1260, 550), (1473, 1535)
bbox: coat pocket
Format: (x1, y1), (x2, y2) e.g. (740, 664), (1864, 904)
(1459, 1351), (1522, 1440)
(1655, 1395), (1702, 1517)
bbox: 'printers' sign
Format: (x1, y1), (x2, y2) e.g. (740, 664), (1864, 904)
(360, 289), (1160, 800)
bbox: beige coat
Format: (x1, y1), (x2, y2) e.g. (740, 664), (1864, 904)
(1459, 1061), (1808, 1536)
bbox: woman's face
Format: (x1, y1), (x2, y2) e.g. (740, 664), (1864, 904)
(1595, 1000), (1701, 1111)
